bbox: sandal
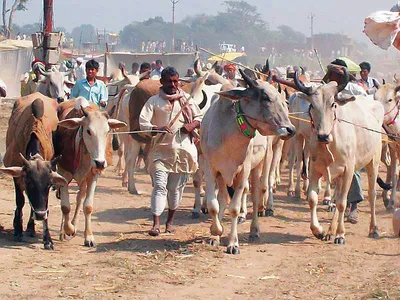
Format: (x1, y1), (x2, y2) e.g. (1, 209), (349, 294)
(165, 224), (176, 234)
(149, 227), (160, 236)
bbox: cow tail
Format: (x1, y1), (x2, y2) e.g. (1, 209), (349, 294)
(377, 176), (392, 191)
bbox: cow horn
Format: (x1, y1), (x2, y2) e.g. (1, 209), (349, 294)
(337, 68), (349, 93)
(239, 68), (258, 88)
(277, 82), (282, 93)
(139, 70), (151, 80)
(198, 90), (208, 110)
(35, 63), (51, 77)
(19, 153), (30, 168)
(294, 71), (313, 95)
(382, 78), (386, 85)
(194, 59), (205, 77)
(264, 59), (270, 73)
(50, 155), (62, 170)
(211, 61), (218, 70)
(81, 105), (89, 117)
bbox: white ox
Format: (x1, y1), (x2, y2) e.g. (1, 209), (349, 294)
(22, 63), (74, 102)
(201, 70), (296, 254)
(55, 97), (126, 247)
(292, 71), (384, 244)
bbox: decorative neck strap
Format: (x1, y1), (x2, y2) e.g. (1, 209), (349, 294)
(235, 101), (256, 138)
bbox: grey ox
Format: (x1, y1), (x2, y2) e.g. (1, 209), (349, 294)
(200, 69), (296, 254)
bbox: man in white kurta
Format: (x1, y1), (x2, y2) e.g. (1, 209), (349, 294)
(139, 66), (202, 236)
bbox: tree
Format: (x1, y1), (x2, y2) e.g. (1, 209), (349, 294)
(71, 24), (96, 48)
(1, 0), (29, 38)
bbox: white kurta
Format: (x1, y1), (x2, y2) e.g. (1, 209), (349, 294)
(139, 92), (202, 174)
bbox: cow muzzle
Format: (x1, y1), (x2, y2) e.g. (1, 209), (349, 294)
(317, 133), (332, 144)
(94, 160), (106, 169)
(33, 210), (48, 221)
(277, 126), (296, 140)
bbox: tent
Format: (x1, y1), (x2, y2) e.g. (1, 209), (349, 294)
(207, 52), (246, 62)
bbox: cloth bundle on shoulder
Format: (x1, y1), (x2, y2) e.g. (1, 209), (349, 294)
(364, 10), (400, 50)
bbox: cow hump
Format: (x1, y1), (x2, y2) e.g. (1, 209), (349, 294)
(31, 98), (44, 119)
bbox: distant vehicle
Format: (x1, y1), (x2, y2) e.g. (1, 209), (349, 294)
(219, 43), (237, 53)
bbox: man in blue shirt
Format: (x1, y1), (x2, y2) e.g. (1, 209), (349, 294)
(71, 59), (108, 108)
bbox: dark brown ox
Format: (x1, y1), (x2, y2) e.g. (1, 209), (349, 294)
(54, 97), (126, 247)
(0, 94), (67, 249)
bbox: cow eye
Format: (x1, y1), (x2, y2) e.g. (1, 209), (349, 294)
(388, 99), (393, 102)
(331, 103), (337, 108)
(87, 129), (91, 136)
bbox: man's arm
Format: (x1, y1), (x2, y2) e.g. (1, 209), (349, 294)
(71, 80), (80, 98)
(99, 82), (108, 107)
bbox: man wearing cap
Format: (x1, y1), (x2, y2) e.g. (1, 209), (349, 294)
(358, 62), (379, 95)
(74, 57), (86, 81)
(323, 59), (367, 97)
(223, 64), (239, 87)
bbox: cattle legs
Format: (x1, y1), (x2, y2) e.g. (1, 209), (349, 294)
(42, 216), (55, 250)
(82, 173), (98, 247)
(308, 170), (325, 239)
(125, 139), (142, 194)
(13, 179), (25, 242)
(249, 163), (263, 242)
(59, 184), (76, 239)
(365, 160), (379, 239)
(205, 167), (222, 247)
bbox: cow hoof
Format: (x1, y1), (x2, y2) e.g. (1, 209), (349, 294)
(226, 246), (240, 255)
(84, 240), (97, 248)
(248, 234), (260, 243)
(322, 234), (332, 241)
(129, 190), (141, 195)
(13, 235), (23, 242)
(314, 233), (325, 240)
(272, 187), (277, 193)
(191, 212), (200, 219)
(122, 182), (128, 188)
(368, 232), (380, 239)
(322, 199), (331, 206)
(200, 190), (205, 197)
(208, 239), (219, 247)
(265, 209), (274, 217)
(327, 205), (336, 213)
(386, 201), (395, 212)
(44, 242), (55, 250)
(59, 234), (65, 241)
(334, 237), (346, 245)
(237, 217), (246, 224)
(201, 207), (208, 215)
(257, 211), (264, 217)
(26, 229), (36, 238)
(287, 191), (295, 197)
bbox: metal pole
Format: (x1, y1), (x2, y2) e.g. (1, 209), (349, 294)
(171, 0), (179, 53)
(43, 0), (53, 33)
(308, 13), (315, 54)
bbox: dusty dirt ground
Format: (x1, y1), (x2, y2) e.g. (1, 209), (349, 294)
(0, 99), (398, 300)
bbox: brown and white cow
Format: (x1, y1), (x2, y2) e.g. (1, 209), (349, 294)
(201, 70), (295, 254)
(54, 97), (126, 247)
(0, 95), (67, 249)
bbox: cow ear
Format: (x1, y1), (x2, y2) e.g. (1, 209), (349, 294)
(58, 117), (84, 129)
(0, 167), (23, 177)
(108, 119), (127, 129)
(50, 171), (68, 187)
(216, 89), (255, 102)
(64, 81), (75, 89)
(334, 94), (356, 106)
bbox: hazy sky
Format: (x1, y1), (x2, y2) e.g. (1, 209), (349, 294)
(13, 0), (398, 44)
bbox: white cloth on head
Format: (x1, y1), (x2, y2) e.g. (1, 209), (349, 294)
(364, 10), (400, 50)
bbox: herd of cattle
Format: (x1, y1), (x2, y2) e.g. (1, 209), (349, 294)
(0, 57), (399, 254)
